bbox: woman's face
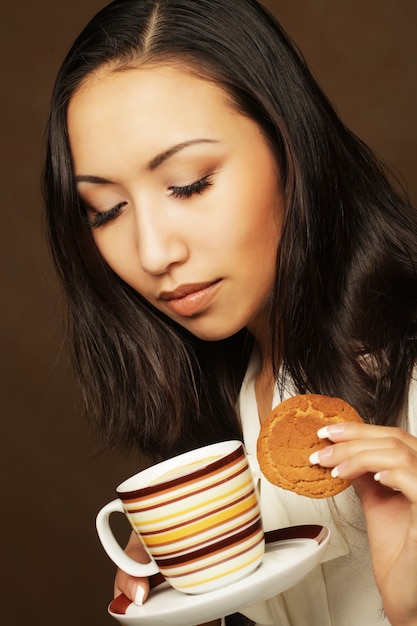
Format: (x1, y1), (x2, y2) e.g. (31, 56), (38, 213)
(68, 65), (283, 341)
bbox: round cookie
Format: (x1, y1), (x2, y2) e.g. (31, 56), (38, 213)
(256, 394), (363, 498)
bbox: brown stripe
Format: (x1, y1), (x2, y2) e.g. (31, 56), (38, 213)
(156, 517), (263, 568)
(119, 445), (245, 500)
(165, 529), (264, 579)
(139, 487), (257, 536)
(109, 576), (167, 615)
(109, 594), (133, 615)
(265, 524), (324, 544)
(149, 508), (261, 556)
(125, 463), (249, 512)
(149, 572), (166, 589)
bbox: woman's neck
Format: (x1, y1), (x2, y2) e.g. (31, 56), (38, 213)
(247, 310), (276, 423)
(254, 358), (275, 422)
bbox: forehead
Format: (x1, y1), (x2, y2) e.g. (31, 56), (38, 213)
(68, 64), (235, 136)
(66, 63), (268, 177)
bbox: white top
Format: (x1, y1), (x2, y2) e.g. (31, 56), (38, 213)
(235, 350), (417, 626)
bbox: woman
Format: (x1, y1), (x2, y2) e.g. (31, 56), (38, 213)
(43, 0), (417, 624)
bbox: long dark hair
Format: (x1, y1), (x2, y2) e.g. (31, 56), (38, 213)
(43, 0), (417, 460)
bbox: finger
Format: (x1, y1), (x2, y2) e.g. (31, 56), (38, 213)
(113, 531), (152, 605)
(330, 449), (417, 491)
(374, 468), (417, 502)
(317, 422), (416, 449)
(114, 568), (150, 606)
(310, 442), (417, 486)
(309, 435), (416, 469)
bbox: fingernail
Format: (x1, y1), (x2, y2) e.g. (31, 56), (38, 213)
(317, 424), (345, 439)
(134, 586), (145, 606)
(331, 466), (340, 478)
(374, 471), (400, 491)
(309, 447), (333, 465)
(317, 426), (330, 439)
(309, 451), (320, 465)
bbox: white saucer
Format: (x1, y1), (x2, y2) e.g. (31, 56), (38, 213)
(109, 525), (330, 626)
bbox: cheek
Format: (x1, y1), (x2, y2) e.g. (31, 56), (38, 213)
(234, 184), (282, 258)
(92, 229), (145, 290)
(227, 146), (282, 234)
(241, 190), (282, 295)
(92, 229), (122, 269)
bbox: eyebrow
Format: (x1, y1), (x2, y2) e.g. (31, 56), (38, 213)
(74, 138), (219, 184)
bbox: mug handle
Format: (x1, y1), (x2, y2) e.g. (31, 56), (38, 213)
(96, 499), (160, 577)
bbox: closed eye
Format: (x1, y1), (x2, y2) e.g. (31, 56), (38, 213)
(85, 202), (127, 228)
(168, 174), (213, 199)
(83, 173), (213, 227)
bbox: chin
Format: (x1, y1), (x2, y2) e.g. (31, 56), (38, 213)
(183, 320), (246, 342)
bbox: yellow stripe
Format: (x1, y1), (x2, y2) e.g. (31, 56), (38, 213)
(136, 491), (258, 547)
(163, 529), (263, 573)
(128, 476), (254, 527)
(175, 546), (264, 590)
(125, 459), (248, 509)
(149, 512), (260, 554)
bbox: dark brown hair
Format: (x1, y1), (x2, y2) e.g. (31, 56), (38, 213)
(44, 0), (417, 460)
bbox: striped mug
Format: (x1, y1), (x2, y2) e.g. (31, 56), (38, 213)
(96, 440), (264, 594)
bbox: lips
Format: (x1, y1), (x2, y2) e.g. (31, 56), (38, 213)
(159, 281), (219, 301)
(159, 280), (222, 317)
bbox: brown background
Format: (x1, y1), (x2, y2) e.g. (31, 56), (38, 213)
(2, 1), (416, 624)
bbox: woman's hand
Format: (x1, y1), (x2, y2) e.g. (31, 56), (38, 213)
(113, 531), (150, 606)
(310, 422), (417, 626)
(113, 532), (222, 626)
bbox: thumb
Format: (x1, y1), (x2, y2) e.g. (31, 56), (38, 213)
(113, 530), (152, 605)
(114, 569), (150, 606)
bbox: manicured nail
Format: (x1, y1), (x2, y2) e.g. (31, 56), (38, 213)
(374, 471), (400, 490)
(317, 426), (330, 439)
(134, 586), (145, 606)
(309, 447), (333, 465)
(309, 451), (320, 465)
(317, 424), (345, 439)
(331, 466), (340, 478)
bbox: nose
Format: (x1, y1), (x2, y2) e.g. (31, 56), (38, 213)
(133, 200), (189, 275)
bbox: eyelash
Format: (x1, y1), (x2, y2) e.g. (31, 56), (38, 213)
(168, 174), (213, 199)
(85, 202), (127, 229)
(84, 174), (213, 229)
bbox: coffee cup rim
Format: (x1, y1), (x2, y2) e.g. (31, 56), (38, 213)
(116, 440), (244, 499)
